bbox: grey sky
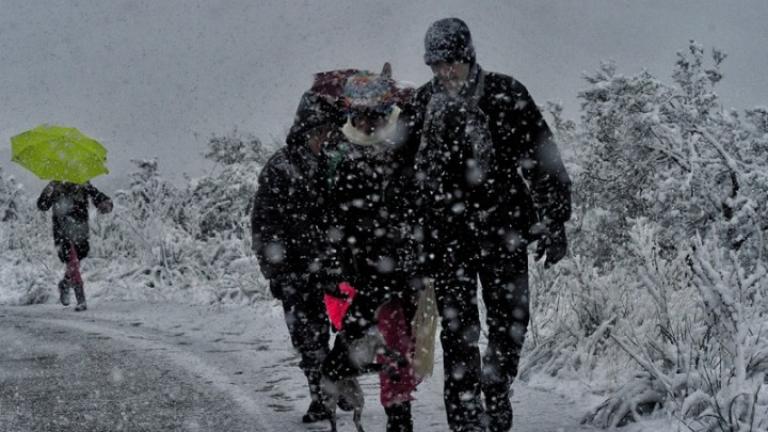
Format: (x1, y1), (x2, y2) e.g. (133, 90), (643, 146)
(1, 0), (767, 191)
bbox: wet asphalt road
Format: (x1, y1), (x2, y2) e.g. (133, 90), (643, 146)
(0, 302), (598, 432)
(0, 308), (261, 432)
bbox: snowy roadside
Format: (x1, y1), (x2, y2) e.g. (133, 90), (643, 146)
(1, 299), (608, 432)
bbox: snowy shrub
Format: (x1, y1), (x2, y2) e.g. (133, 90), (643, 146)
(0, 166), (21, 222)
(100, 150), (271, 303)
(0, 172), (55, 304)
(523, 41), (768, 431)
(191, 131), (269, 240)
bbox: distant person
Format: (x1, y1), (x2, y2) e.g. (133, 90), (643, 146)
(406, 18), (572, 432)
(250, 91), (352, 423)
(37, 181), (113, 311)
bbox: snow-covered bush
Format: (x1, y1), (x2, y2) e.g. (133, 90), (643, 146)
(524, 42), (768, 431)
(0, 169), (56, 304)
(191, 131), (269, 240)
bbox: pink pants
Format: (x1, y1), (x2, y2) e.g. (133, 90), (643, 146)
(66, 245), (83, 286)
(376, 299), (419, 408)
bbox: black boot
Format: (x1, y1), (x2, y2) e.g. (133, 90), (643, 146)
(483, 381), (512, 432)
(385, 401), (413, 432)
(57, 279), (71, 306)
(72, 283), (87, 312)
(302, 399), (330, 423)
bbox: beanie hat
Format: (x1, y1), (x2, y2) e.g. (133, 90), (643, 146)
(342, 71), (398, 113)
(423, 17), (476, 65)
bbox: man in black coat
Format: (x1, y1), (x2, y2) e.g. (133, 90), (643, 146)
(37, 181), (113, 311)
(406, 18), (572, 432)
(250, 91), (348, 423)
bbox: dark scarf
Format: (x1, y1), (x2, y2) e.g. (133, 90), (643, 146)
(414, 64), (495, 208)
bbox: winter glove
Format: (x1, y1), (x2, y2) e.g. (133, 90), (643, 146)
(268, 279), (285, 300)
(534, 222), (567, 268)
(307, 266), (344, 296)
(96, 198), (113, 214)
(323, 282), (346, 298)
(269, 272), (305, 300)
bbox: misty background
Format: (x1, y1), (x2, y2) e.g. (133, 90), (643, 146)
(2, 0), (767, 192)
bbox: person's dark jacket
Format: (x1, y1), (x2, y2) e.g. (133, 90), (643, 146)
(405, 65), (572, 253)
(251, 92), (342, 299)
(37, 181), (112, 249)
(322, 137), (420, 293)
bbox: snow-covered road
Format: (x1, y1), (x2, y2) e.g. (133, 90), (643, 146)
(0, 301), (597, 432)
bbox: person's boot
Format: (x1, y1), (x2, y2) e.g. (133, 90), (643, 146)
(301, 399), (330, 423)
(302, 370), (331, 423)
(483, 381), (513, 432)
(72, 283), (87, 312)
(57, 279), (71, 306)
(385, 401), (413, 432)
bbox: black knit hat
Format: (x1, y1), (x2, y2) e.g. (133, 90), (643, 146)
(423, 18), (476, 65)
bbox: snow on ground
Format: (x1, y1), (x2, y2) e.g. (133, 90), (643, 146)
(2, 297), (602, 432)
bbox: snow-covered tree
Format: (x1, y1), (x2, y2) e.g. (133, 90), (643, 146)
(192, 131), (270, 240)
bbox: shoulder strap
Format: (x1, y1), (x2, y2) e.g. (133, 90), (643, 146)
(467, 69), (487, 112)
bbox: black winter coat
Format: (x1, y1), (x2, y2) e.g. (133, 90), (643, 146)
(250, 143), (327, 287)
(323, 139), (419, 294)
(37, 181), (111, 247)
(405, 65), (571, 249)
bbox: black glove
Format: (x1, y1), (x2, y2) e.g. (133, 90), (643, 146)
(269, 272), (305, 300)
(323, 282), (353, 300)
(268, 279), (285, 300)
(534, 222), (567, 268)
(308, 267), (346, 296)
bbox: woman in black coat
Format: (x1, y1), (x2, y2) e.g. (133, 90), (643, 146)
(319, 68), (420, 432)
(250, 90), (348, 424)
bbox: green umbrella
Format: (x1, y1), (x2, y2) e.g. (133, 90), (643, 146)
(10, 124), (109, 184)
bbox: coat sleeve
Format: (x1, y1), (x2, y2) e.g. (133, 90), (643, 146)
(85, 183), (113, 209)
(250, 159), (292, 280)
(36, 182), (57, 211)
(514, 87), (572, 226)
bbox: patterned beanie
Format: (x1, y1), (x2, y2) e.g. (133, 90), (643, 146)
(342, 71), (399, 113)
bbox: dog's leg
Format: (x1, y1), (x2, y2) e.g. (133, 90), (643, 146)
(353, 406), (364, 432)
(321, 376), (339, 432)
(328, 412), (338, 432)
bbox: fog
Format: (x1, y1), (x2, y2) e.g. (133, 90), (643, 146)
(2, 0), (766, 190)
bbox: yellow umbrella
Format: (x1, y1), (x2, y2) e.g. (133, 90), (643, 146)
(10, 125), (108, 184)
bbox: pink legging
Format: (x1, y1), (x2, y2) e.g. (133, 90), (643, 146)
(66, 245), (83, 286)
(376, 299), (419, 408)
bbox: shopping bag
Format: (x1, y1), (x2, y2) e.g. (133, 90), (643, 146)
(412, 280), (438, 379)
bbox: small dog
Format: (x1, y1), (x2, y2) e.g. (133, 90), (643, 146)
(321, 329), (407, 432)
(321, 375), (365, 432)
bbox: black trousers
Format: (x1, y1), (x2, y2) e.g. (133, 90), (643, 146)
(432, 235), (529, 432)
(278, 279), (331, 393)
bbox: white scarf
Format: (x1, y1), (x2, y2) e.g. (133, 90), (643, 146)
(341, 106), (402, 150)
